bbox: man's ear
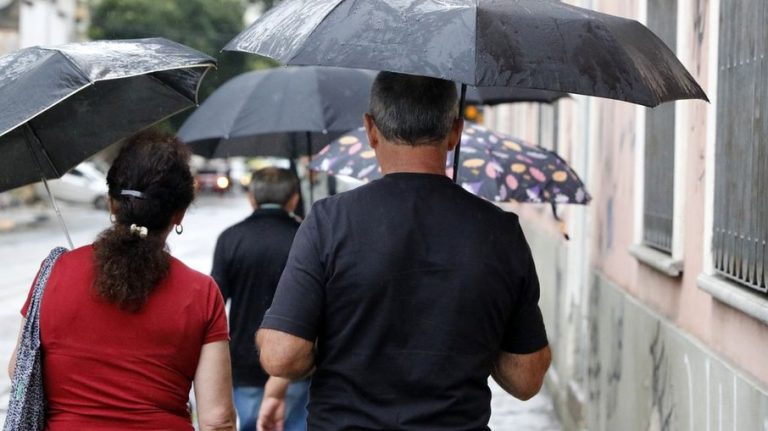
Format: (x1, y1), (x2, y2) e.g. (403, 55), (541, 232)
(248, 193), (258, 210)
(284, 192), (300, 213)
(446, 118), (464, 152)
(363, 113), (380, 150)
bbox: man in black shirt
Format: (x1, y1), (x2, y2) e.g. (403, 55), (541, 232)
(257, 73), (551, 431)
(211, 167), (308, 431)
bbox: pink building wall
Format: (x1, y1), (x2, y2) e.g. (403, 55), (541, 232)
(489, 0), (768, 428)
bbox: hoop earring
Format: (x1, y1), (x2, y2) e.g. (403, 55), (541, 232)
(175, 224), (184, 235)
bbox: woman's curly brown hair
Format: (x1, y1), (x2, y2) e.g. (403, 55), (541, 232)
(93, 130), (194, 312)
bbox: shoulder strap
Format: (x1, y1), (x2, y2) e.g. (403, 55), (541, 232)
(24, 247), (68, 349)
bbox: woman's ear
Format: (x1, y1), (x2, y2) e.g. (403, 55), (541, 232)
(171, 209), (187, 226)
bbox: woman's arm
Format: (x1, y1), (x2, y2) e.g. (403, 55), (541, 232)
(193, 341), (237, 431)
(7, 318), (24, 378)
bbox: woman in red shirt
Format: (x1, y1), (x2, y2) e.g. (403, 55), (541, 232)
(8, 131), (236, 431)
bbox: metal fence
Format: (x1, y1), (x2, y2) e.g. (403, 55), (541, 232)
(643, 0), (678, 254)
(713, 0), (767, 293)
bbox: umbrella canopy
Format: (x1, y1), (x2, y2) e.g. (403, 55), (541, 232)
(225, 0), (707, 107)
(178, 66), (375, 159)
(0, 38), (215, 193)
(464, 85), (568, 105)
(310, 123), (590, 205)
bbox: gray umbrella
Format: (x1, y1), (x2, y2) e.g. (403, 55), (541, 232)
(0, 38), (216, 247)
(225, 0), (707, 107)
(178, 66), (375, 159)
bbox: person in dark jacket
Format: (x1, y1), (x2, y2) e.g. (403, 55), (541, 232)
(211, 167), (308, 431)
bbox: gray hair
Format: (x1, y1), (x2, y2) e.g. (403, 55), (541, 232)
(369, 72), (459, 147)
(249, 167), (299, 207)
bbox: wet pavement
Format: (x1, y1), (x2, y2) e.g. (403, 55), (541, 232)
(0, 194), (561, 429)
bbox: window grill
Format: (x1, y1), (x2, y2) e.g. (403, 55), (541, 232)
(713, 0), (767, 293)
(643, 0), (678, 254)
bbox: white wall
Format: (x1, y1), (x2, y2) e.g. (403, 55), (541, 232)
(20, 0), (77, 47)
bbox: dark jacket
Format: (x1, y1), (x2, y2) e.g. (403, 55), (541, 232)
(211, 207), (300, 387)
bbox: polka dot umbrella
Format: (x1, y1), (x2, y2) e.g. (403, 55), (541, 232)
(310, 123), (590, 205)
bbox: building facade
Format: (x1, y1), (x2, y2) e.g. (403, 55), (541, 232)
(487, 0), (768, 429)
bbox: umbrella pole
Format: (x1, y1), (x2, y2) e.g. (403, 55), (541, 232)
(306, 131), (314, 205)
(452, 84), (467, 183)
(41, 176), (75, 249)
(23, 124), (74, 249)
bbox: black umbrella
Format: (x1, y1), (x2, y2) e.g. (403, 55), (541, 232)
(177, 66), (375, 204)
(464, 86), (568, 106)
(178, 66), (375, 158)
(224, 0), (708, 107)
(0, 38), (216, 247)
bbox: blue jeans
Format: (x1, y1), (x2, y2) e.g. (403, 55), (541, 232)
(233, 380), (309, 431)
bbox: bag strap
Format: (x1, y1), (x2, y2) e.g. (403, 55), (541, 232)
(23, 247), (68, 350)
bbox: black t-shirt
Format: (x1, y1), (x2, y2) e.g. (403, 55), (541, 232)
(262, 173), (548, 430)
(211, 208), (300, 387)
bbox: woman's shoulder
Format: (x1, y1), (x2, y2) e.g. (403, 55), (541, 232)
(50, 244), (94, 271)
(168, 256), (217, 289)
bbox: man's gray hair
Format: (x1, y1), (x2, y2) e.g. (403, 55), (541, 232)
(369, 72), (459, 146)
(249, 167), (299, 207)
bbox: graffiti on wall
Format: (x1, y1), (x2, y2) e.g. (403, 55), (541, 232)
(649, 323), (675, 431)
(606, 303), (624, 420)
(582, 275), (768, 431)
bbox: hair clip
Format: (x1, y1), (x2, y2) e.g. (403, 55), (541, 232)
(129, 224), (148, 238)
(121, 189), (146, 199)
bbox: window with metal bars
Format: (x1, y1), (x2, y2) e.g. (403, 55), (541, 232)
(643, 0), (678, 254)
(713, 0), (768, 293)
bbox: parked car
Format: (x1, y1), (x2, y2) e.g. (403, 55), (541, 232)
(195, 166), (232, 194)
(37, 162), (108, 209)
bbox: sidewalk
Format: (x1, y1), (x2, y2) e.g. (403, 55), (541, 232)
(0, 207), (49, 233)
(489, 380), (562, 430)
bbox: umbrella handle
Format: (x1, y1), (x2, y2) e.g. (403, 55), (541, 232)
(550, 201), (570, 241)
(41, 176), (74, 249)
(451, 84), (467, 183)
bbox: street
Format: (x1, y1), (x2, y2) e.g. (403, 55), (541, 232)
(0, 194), (561, 430)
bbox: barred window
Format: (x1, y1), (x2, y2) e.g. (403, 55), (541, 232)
(713, 0), (767, 293)
(643, 0), (678, 254)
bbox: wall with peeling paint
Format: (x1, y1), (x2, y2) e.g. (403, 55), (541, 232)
(488, 0), (768, 429)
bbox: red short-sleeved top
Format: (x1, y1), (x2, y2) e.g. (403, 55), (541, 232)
(21, 245), (229, 431)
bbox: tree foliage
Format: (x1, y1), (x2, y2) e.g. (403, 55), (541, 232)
(89, 0), (274, 128)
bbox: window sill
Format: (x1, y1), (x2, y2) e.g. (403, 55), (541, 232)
(697, 273), (768, 326)
(629, 244), (683, 277)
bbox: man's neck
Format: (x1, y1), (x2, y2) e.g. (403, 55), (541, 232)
(257, 203), (285, 211)
(377, 141), (449, 176)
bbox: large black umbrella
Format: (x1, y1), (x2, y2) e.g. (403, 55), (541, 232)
(178, 66), (375, 159)
(224, 0), (708, 107)
(0, 38), (216, 247)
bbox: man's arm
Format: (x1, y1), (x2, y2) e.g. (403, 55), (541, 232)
(492, 345), (551, 401)
(257, 377), (292, 431)
(256, 328), (314, 379)
(210, 235), (231, 300)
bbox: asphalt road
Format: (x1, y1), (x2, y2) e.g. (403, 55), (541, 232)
(0, 193), (561, 429)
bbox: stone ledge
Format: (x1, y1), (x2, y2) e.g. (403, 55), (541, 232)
(629, 244), (683, 277)
(697, 273), (768, 325)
